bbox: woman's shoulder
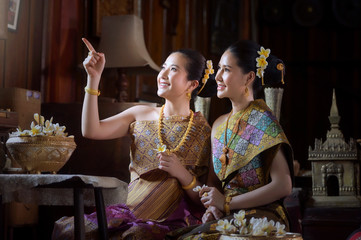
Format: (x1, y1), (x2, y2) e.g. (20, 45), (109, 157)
(128, 104), (160, 121)
(211, 113), (229, 130)
(130, 104), (158, 111)
(193, 111), (211, 130)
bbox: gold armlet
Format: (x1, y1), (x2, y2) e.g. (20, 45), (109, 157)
(182, 175), (196, 190)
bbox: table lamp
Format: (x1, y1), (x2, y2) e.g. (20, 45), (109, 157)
(98, 15), (161, 101)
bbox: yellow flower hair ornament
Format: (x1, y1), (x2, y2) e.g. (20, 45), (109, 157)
(197, 60), (214, 95)
(256, 46), (271, 85)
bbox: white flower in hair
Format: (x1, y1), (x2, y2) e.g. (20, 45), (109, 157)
(256, 46), (271, 85)
(256, 55), (268, 69)
(256, 67), (265, 79)
(257, 46), (271, 58)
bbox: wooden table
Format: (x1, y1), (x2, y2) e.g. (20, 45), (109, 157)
(302, 207), (361, 240)
(0, 174), (128, 240)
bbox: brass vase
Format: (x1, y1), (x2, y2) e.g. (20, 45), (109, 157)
(264, 87), (284, 121)
(6, 135), (76, 174)
(194, 96), (211, 121)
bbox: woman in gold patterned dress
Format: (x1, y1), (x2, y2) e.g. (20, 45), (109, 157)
(167, 40), (294, 239)
(52, 38), (216, 240)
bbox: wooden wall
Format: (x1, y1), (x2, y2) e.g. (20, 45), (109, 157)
(0, 0), (43, 90)
(0, 0), (360, 171)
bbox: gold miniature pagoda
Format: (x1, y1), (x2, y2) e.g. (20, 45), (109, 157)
(308, 89), (360, 207)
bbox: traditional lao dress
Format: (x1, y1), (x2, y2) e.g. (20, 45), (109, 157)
(167, 100), (294, 240)
(52, 112), (211, 240)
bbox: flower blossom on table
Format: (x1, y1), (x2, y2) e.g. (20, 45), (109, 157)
(250, 217), (275, 236)
(275, 221), (286, 236)
(11, 113), (70, 137)
(215, 219), (237, 234)
(30, 122), (44, 136)
(214, 210), (287, 237)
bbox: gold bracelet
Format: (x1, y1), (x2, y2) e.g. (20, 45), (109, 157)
(182, 175), (196, 190)
(84, 87), (100, 96)
(224, 196), (232, 215)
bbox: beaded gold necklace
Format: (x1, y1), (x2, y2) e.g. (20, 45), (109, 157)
(219, 106), (250, 165)
(157, 105), (194, 154)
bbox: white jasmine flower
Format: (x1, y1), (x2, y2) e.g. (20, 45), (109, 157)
(193, 184), (208, 192)
(30, 122), (43, 136)
(10, 113), (69, 137)
(53, 124), (66, 136)
(34, 113), (40, 125)
(276, 222), (286, 236)
(233, 210), (247, 227)
(155, 144), (167, 153)
(215, 219), (236, 234)
(193, 186), (202, 192)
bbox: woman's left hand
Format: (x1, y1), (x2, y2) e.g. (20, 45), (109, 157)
(200, 186), (226, 210)
(158, 152), (186, 179)
(202, 206), (224, 223)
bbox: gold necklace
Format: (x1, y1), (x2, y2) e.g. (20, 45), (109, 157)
(157, 105), (194, 154)
(219, 107), (249, 165)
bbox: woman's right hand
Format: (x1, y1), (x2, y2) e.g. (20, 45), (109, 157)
(82, 38), (105, 81)
(200, 186), (226, 210)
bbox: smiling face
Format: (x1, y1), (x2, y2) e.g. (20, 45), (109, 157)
(157, 52), (194, 100)
(216, 50), (254, 100)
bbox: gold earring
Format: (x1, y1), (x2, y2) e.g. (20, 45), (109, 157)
(186, 92), (191, 100)
(245, 87), (249, 97)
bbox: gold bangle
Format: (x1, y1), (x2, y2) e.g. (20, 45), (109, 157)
(84, 87), (100, 96)
(224, 196), (232, 215)
(182, 175), (196, 190)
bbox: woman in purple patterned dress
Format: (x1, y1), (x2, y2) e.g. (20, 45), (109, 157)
(168, 40), (294, 240)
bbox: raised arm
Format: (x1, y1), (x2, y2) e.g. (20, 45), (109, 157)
(81, 38), (136, 140)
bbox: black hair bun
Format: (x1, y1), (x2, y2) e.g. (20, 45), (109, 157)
(264, 57), (285, 86)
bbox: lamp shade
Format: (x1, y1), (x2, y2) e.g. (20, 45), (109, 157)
(98, 15), (161, 75)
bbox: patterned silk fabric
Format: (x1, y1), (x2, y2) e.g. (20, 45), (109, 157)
(212, 99), (293, 227)
(164, 101), (294, 239)
(127, 112), (211, 221)
(213, 99), (290, 183)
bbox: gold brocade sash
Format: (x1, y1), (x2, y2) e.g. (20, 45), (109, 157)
(129, 112), (211, 178)
(127, 170), (182, 221)
(213, 100), (290, 182)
